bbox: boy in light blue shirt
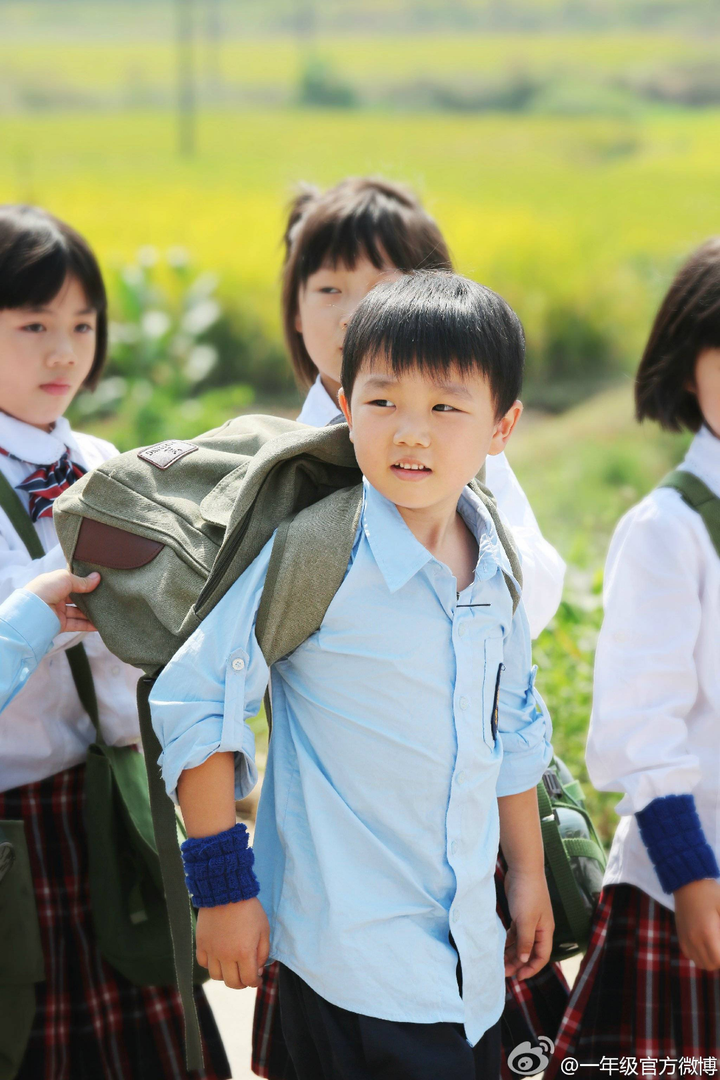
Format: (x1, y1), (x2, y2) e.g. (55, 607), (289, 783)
(150, 271), (554, 1080)
(0, 569), (100, 712)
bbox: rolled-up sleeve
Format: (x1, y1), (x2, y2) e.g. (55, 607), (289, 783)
(587, 498), (702, 816)
(0, 588), (61, 712)
(496, 601), (554, 797)
(150, 536), (273, 802)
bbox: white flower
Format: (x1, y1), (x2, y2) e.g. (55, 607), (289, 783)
(137, 245), (158, 268)
(142, 310), (171, 339)
(167, 246), (190, 269)
(185, 345), (217, 382)
(182, 299), (220, 336)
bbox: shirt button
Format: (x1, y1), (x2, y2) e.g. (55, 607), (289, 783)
(452, 909), (460, 923)
(459, 697), (469, 710)
(458, 623), (467, 638)
(232, 658), (245, 671)
(450, 840), (458, 854)
(112, 665), (122, 676)
(456, 771), (466, 785)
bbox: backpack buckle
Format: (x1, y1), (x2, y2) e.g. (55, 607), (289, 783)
(542, 769), (563, 800)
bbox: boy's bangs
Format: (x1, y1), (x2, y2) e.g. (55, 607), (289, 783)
(342, 271), (525, 418)
(361, 309), (492, 388)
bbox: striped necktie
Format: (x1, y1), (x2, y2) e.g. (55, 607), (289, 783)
(1, 448), (87, 522)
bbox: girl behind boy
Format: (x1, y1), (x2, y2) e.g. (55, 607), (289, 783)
(0, 206), (230, 1080)
(547, 239), (720, 1068)
(252, 178), (569, 1080)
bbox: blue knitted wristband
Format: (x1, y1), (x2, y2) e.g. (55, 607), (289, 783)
(636, 794), (720, 894)
(181, 822), (260, 908)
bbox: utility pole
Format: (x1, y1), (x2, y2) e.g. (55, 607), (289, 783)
(175, 0), (196, 156)
(205, 0), (223, 104)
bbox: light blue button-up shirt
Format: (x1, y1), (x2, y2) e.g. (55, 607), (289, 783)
(0, 588), (61, 713)
(150, 479), (553, 1045)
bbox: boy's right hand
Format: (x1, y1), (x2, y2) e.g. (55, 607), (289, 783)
(674, 878), (720, 970)
(25, 569), (101, 633)
(196, 896), (270, 989)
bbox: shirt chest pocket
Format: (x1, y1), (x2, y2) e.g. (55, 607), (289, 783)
(482, 634), (504, 750)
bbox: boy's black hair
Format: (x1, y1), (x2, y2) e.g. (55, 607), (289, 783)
(0, 205), (108, 389)
(341, 270), (524, 418)
(636, 237), (720, 432)
(282, 178), (452, 388)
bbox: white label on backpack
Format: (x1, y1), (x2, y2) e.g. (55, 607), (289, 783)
(137, 441), (199, 470)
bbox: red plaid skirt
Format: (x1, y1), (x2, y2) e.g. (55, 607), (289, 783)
(251, 854), (570, 1079)
(0, 763), (231, 1080)
(545, 883), (720, 1076)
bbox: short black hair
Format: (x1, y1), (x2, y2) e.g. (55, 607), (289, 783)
(0, 205), (108, 389)
(636, 237), (720, 432)
(282, 178), (452, 388)
(341, 270), (524, 417)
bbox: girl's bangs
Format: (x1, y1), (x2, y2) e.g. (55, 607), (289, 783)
(0, 244), (69, 311)
(300, 212), (392, 280)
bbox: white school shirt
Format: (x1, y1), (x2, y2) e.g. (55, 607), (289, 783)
(587, 425), (720, 911)
(0, 411), (142, 792)
(297, 375), (566, 638)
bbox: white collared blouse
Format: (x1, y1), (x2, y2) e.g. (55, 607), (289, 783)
(587, 426), (720, 910)
(0, 411), (142, 792)
(297, 375), (566, 638)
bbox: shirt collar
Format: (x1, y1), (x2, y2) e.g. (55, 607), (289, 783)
(683, 425), (720, 499)
(361, 478), (508, 594)
(0, 411), (75, 466)
(296, 375), (343, 428)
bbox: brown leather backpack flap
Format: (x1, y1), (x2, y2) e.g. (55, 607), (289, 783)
(74, 518), (164, 570)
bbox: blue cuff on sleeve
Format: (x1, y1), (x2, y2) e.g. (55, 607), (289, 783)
(181, 822), (260, 907)
(636, 794), (720, 894)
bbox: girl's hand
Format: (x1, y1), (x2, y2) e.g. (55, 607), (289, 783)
(503, 867), (554, 980)
(196, 897), (270, 990)
(25, 569), (100, 633)
(674, 878), (720, 970)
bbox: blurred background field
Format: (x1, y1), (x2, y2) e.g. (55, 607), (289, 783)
(1, 0), (717, 841)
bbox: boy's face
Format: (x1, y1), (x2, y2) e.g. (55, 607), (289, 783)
(0, 275), (96, 432)
(296, 255), (402, 392)
(339, 359), (521, 516)
(693, 347), (720, 437)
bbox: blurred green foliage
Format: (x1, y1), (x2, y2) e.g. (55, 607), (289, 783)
(69, 248), (295, 447)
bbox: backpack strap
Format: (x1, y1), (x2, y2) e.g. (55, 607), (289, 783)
(255, 483), (364, 669)
(255, 475), (524, 723)
(0, 471), (103, 740)
(659, 469), (720, 558)
(536, 777), (592, 951)
(468, 477), (523, 613)
(136, 677), (205, 1073)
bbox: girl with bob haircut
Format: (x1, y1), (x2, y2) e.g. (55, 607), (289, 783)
(547, 238), (720, 1069)
(0, 205), (230, 1080)
(252, 178), (569, 1080)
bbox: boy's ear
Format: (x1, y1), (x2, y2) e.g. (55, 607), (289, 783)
(488, 400), (523, 456)
(338, 387), (353, 438)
